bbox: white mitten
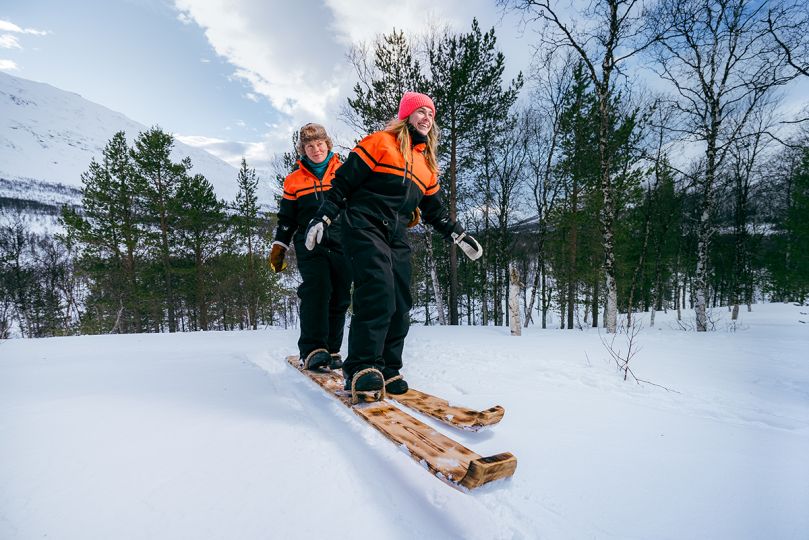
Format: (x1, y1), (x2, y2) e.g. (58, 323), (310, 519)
(304, 215), (331, 251)
(451, 231), (483, 261)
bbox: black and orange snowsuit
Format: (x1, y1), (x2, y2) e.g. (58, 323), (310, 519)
(317, 130), (461, 379)
(274, 153), (351, 359)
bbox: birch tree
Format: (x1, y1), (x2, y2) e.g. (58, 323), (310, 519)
(509, 264), (522, 335)
(500, 0), (663, 333)
(767, 1), (809, 78)
(524, 52), (572, 328)
(649, 0), (797, 330)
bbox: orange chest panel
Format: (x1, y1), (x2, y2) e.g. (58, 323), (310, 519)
(354, 131), (439, 196)
(282, 155), (341, 200)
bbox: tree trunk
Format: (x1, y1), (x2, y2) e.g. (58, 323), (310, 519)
(159, 204), (176, 333)
(627, 189), (652, 327)
(695, 112), (720, 332)
(597, 87), (618, 333)
(196, 247), (207, 330)
(541, 259), (548, 329)
(525, 257), (541, 328)
(509, 265), (521, 336)
(567, 177), (578, 331)
(425, 234), (447, 325)
(247, 234), (257, 330)
(449, 125), (459, 325)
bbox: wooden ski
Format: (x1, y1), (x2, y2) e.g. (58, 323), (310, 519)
(287, 356), (516, 491)
(388, 388), (505, 432)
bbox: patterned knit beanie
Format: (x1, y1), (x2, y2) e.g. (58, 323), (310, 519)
(296, 123), (333, 155)
(397, 92), (436, 120)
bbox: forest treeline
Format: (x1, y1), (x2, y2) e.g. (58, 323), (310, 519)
(2, 0), (808, 338)
(1, 128), (293, 338)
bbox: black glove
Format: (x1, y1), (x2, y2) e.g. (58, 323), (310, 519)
(451, 231), (483, 261)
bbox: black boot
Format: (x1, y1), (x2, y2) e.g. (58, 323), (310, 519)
(303, 349), (330, 370)
(343, 366), (384, 391)
(329, 353), (343, 370)
(382, 368), (409, 395)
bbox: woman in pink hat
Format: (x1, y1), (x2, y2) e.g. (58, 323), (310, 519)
(304, 92), (483, 396)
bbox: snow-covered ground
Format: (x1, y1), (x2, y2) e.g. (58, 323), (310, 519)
(1, 303), (807, 539)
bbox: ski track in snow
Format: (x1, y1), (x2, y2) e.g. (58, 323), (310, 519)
(247, 351), (506, 540)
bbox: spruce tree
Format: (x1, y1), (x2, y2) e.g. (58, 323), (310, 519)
(131, 127), (188, 332)
(345, 29), (428, 133)
(555, 63), (600, 329)
(173, 173), (226, 330)
(782, 148), (809, 301)
(61, 131), (146, 333)
(234, 157), (261, 329)
(428, 18), (522, 324)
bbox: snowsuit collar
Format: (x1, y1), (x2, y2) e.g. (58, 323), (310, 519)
(300, 152), (335, 180)
(407, 122), (428, 147)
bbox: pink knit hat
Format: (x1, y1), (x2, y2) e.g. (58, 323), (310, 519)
(398, 92), (436, 120)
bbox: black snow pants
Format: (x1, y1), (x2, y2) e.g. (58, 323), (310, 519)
(294, 238), (352, 358)
(342, 225), (412, 378)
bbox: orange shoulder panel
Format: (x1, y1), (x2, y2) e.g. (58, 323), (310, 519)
(323, 154), (342, 184)
(282, 167), (307, 200)
(352, 131), (397, 170)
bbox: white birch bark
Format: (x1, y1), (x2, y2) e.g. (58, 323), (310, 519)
(425, 234), (447, 326)
(509, 265), (522, 336)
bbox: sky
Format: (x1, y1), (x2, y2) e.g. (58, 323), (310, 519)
(1, 0), (807, 178)
(0, 0), (533, 175)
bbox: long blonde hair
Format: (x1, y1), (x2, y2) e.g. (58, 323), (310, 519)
(384, 118), (440, 174)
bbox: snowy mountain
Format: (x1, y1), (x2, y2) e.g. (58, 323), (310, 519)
(0, 71), (242, 205)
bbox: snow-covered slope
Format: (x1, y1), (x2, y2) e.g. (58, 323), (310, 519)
(0, 72), (240, 202)
(1, 303), (807, 539)
(0, 177), (81, 211)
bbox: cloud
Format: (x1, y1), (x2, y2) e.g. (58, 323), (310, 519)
(176, 133), (272, 170)
(323, 0), (469, 45)
(0, 34), (22, 49)
(173, 0), (345, 123)
(171, 1), (522, 159)
(0, 19), (48, 36)
(0, 19), (48, 66)
(172, 1), (477, 118)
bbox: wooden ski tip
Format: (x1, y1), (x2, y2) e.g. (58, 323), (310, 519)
(459, 452), (517, 489)
(477, 405), (506, 425)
